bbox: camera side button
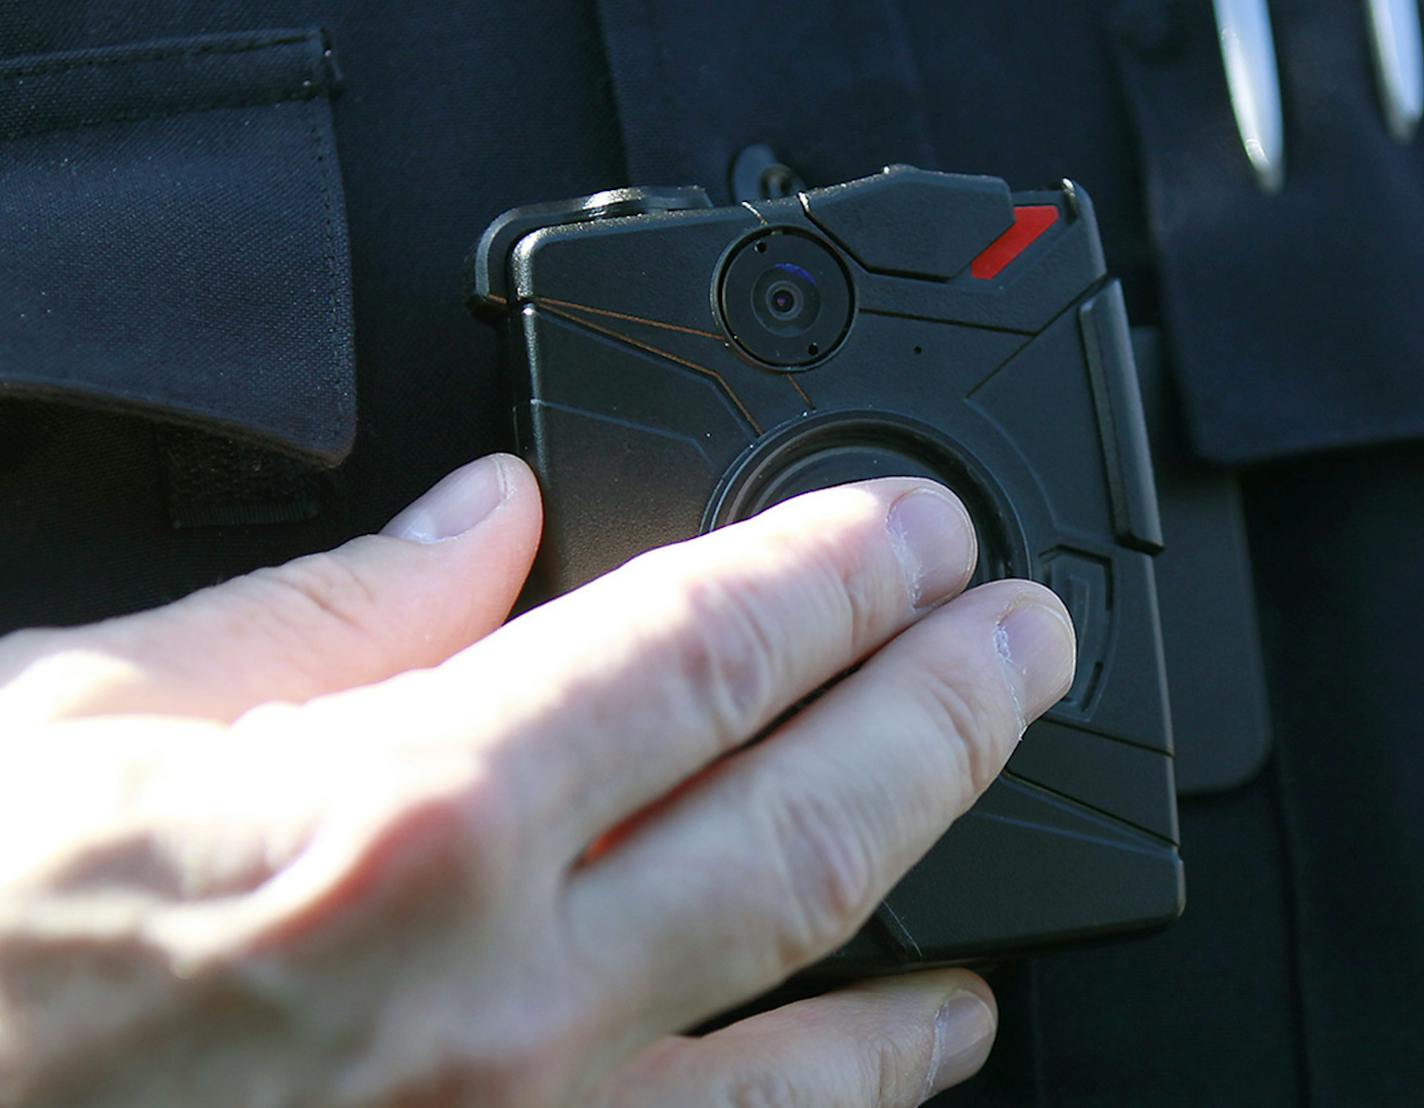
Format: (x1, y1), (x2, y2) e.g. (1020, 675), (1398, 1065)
(1079, 282), (1164, 553)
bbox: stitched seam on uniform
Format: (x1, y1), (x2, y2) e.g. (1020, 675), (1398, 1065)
(308, 118), (343, 445)
(0, 33), (315, 82)
(0, 88), (323, 142)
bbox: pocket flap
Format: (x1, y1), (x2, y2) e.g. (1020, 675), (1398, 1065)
(0, 29), (356, 464)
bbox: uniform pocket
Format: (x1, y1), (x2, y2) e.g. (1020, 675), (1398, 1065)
(0, 29), (356, 465)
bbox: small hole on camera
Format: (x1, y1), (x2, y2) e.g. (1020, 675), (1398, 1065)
(755, 241), (768, 254)
(807, 342), (819, 356)
(913, 345), (923, 355)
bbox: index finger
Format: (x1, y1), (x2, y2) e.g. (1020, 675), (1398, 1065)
(307, 478), (979, 862)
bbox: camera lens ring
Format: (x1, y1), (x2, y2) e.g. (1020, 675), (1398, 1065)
(703, 410), (1029, 584)
(718, 230), (853, 368)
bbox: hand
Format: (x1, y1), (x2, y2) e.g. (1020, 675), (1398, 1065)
(0, 453), (1075, 1107)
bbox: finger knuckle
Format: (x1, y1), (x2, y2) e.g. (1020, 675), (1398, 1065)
(655, 564), (786, 747)
(245, 551), (385, 657)
(911, 662), (1011, 797)
(722, 1066), (809, 1108)
(815, 534), (890, 658)
(454, 759), (529, 895)
(238, 700), (520, 906)
(395, 773), (522, 910)
(767, 522), (890, 662)
(450, 998), (615, 1108)
(461, 1048), (550, 1108)
(761, 780), (880, 970)
(378, 1041), (561, 1108)
(867, 1026), (931, 1108)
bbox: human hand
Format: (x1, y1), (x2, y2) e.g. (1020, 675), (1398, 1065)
(0, 453), (1074, 1106)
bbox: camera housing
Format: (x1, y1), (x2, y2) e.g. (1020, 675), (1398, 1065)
(469, 167), (1183, 971)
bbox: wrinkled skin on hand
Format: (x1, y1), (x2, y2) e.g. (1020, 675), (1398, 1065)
(0, 454), (1074, 1107)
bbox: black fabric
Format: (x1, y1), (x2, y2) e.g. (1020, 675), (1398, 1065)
(1110, 0), (1424, 465)
(0, 28), (355, 464)
(2, 3), (1423, 1106)
(1243, 444), (1424, 1106)
(597, 0), (937, 199)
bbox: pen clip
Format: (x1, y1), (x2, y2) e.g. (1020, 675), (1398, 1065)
(1365, 0), (1424, 143)
(1213, 0), (1287, 193)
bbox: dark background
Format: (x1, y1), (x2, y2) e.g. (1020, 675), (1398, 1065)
(2, 3), (1422, 1103)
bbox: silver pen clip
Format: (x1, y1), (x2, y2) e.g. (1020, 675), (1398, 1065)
(1365, 0), (1424, 144)
(1213, 0), (1287, 194)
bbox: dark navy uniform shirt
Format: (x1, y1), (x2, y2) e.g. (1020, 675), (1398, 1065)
(3, 3), (1422, 1104)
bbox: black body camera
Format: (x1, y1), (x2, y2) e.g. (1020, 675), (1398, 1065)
(469, 167), (1184, 971)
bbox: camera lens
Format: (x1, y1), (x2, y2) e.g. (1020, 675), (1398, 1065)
(718, 231), (853, 368)
(754, 265), (820, 334)
(767, 281), (800, 318)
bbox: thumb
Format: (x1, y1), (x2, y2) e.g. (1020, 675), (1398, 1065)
(602, 970), (997, 1107)
(0, 454), (542, 724)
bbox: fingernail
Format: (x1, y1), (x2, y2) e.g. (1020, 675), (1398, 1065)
(928, 991), (997, 1095)
(886, 487), (978, 610)
(995, 596), (1076, 728)
(381, 455), (510, 543)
